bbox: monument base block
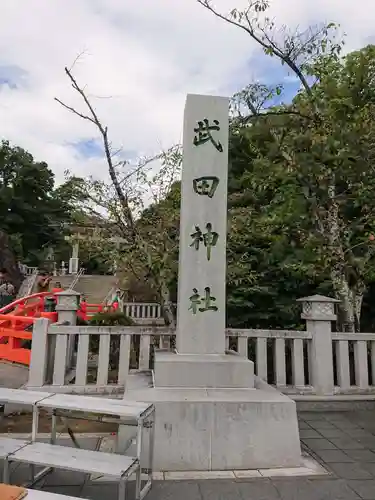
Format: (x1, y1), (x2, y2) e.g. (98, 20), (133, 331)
(154, 350), (255, 388)
(122, 378), (301, 471)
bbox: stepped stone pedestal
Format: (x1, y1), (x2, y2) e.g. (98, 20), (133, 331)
(125, 377), (301, 471)
(122, 94), (301, 471)
(154, 351), (254, 388)
(134, 347), (301, 471)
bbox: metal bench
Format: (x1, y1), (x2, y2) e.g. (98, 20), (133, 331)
(0, 389), (155, 500)
(35, 394), (155, 499)
(0, 388), (54, 407)
(0, 437), (30, 460)
(4, 441), (139, 500)
(0, 388), (54, 439)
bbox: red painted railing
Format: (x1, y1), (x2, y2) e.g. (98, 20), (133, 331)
(78, 300), (118, 321)
(0, 289), (119, 365)
(0, 289), (61, 365)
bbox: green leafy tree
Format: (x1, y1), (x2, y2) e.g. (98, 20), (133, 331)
(0, 140), (73, 266)
(228, 50), (375, 331)
(198, 0), (375, 331)
(227, 123), (324, 329)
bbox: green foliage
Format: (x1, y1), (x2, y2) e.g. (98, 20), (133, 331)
(53, 175), (92, 225)
(89, 311), (135, 326)
(62, 145), (182, 314)
(0, 140), (74, 265)
(226, 122), (323, 328)
(196, 1), (375, 330)
(227, 42), (375, 330)
(76, 316), (88, 326)
(131, 43), (375, 330)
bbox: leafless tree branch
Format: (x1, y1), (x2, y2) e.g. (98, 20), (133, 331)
(196, 0), (316, 105)
(55, 66), (135, 237)
(54, 98), (96, 125)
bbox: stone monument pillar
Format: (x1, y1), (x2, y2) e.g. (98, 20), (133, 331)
(124, 94), (301, 472)
(154, 94), (254, 388)
(176, 94), (228, 355)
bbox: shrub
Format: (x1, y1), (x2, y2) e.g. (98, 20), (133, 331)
(76, 316), (88, 326)
(89, 311), (135, 326)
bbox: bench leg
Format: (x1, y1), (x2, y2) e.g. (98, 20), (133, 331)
(30, 464), (36, 482)
(24, 466), (53, 487)
(31, 406), (39, 442)
(51, 411), (57, 444)
(140, 480), (152, 500)
(119, 478), (126, 500)
(135, 422), (142, 500)
(3, 459), (10, 484)
(135, 467), (141, 500)
(148, 416), (155, 484)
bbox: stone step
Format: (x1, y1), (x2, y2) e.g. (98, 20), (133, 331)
(50, 275), (117, 304)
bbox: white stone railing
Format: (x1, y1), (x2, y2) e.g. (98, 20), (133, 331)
(331, 332), (375, 393)
(122, 302), (177, 322)
(227, 328), (312, 392)
(28, 323), (176, 393)
(19, 264), (38, 276)
(26, 292), (375, 398)
(123, 302), (162, 320)
(27, 323), (375, 396)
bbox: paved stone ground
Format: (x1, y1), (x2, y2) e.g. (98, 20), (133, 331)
(3, 410), (375, 499)
(0, 361), (28, 389)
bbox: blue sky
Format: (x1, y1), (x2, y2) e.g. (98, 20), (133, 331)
(0, 0), (374, 182)
(71, 138), (138, 161)
(0, 64), (28, 89)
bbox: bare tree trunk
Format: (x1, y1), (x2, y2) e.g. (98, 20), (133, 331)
(56, 67), (179, 325)
(0, 230), (22, 292)
(352, 280), (365, 332)
(159, 279), (176, 328)
(331, 268), (355, 332)
(326, 179), (357, 332)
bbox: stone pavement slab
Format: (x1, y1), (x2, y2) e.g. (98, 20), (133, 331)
(235, 478), (281, 500)
(316, 449), (354, 463)
(5, 409), (375, 499)
(273, 478), (360, 500)
(302, 438), (338, 450)
(0, 362), (28, 389)
(348, 479), (375, 500)
(318, 428), (349, 438)
(326, 463), (372, 480)
(346, 450), (375, 462)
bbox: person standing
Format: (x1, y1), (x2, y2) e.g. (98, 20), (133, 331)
(36, 270), (52, 293)
(0, 268), (15, 308)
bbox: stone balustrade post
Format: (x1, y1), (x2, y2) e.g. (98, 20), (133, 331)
(28, 318), (50, 387)
(69, 241), (79, 275)
(55, 290), (80, 371)
(297, 294), (340, 396)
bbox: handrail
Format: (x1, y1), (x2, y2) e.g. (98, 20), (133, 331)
(25, 268), (39, 296)
(68, 267), (85, 290)
(0, 289), (60, 366)
(103, 286), (116, 305)
(19, 264), (39, 276)
(0, 290), (57, 314)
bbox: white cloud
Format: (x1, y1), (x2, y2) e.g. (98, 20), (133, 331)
(0, 0), (374, 184)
